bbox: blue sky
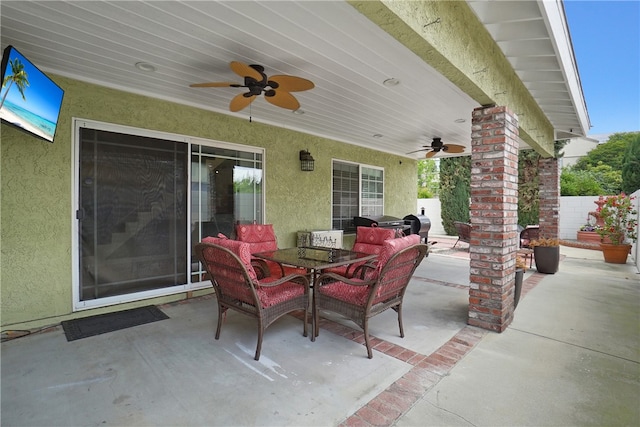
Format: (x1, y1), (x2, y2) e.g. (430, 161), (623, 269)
(564, 0), (640, 139)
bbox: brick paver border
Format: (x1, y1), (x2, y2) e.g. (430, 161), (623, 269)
(332, 271), (547, 426)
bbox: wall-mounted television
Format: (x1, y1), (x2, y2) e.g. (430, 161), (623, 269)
(1, 45), (65, 143)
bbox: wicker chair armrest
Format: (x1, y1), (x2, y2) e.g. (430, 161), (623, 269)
(258, 273), (310, 289)
(316, 272), (375, 287)
(351, 261), (378, 279)
(251, 258), (271, 279)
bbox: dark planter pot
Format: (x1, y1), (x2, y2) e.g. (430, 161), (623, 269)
(514, 268), (524, 308)
(533, 246), (559, 274)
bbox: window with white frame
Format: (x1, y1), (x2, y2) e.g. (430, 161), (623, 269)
(332, 160), (384, 232)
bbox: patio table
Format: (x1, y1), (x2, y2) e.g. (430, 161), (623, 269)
(253, 246), (377, 341)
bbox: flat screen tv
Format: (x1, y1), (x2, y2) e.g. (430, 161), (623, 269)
(1, 45), (64, 143)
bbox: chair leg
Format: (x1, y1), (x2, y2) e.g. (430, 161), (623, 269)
(452, 238), (459, 249)
(312, 304), (318, 341)
(395, 304), (405, 338)
(255, 321), (264, 361)
(215, 306), (226, 340)
(302, 305), (308, 338)
(363, 319), (373, 359)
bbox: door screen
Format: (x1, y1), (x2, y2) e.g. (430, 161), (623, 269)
(78, 128), (188, 301)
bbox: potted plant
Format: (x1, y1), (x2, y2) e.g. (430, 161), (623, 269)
(529, 237), (560, 274)
(576, 220), (603, 244)
(596, 193), (638, 264)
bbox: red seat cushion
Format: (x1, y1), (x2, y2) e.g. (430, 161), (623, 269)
(324, 227), (396, 277)
(202, 236), (259, 283)
(257, 277), (306, 308)
(320, 234), (421, 307)
(355, 226), (396, 246)
(236, 224), (278, 250)
(318, 278), (369, 305)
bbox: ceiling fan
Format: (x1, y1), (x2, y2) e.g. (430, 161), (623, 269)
(407, 137), (466, 158)
(190, 61), (314, 112)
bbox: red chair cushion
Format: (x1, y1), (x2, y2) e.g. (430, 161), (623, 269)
(377, 234), (420, 268)
(355, 226), (396, 246)
(324, 227), (396, 277)
(202, 236), (259, 283)
(319, 235), (422, 307)
(257, 277), (306, 308)
(318, 278), (370, 306)
(236, 224), (278, 251)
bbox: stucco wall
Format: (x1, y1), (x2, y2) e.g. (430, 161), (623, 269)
(1, 75), (416, 329)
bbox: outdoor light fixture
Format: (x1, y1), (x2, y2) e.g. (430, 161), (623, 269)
(299, 149), (315, 172)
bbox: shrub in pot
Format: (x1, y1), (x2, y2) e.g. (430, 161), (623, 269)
(529, 237), (560, 274)
(596, 193), (638, 264)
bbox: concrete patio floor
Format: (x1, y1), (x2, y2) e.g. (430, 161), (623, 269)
(1, 237), (638, 426)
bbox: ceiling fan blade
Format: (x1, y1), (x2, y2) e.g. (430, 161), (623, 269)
(230, 93), (257, 112)
(230, 61), (263, 81)
(269, 75), (315, 92)
(265, 90), (300, 110)
(444, 144), (465, 153)
(190, 82), (241, 88)
(425, 150), (437, 158)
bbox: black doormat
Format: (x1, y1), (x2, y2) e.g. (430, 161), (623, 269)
(61, 305), (169, 341)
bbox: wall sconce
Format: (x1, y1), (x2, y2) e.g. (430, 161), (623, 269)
(299, 149), (315, 172)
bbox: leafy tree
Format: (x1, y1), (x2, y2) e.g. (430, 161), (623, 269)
(439, 156), (470, 235)
(518, 149), (540, 226)
(417, 159), (439, 197)
(234, 177), (261, 194)
(573, 132), (635, 171)
(587, 163), (622, 194)
(621, 134), (640, 194)
(417, 187), (434, 198)
(560, 167), (603, 196)
(518, 141), (568, 225)
(0, 58), (29, 109)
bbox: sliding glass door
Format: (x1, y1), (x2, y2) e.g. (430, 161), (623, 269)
(78, 128), (188, 301)
(74, 121), (264, 308)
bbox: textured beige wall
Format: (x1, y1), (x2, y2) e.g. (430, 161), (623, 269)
(1, 75), (416, 328)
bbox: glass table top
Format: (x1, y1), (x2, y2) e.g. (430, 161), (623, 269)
(254, 247), (376, 270)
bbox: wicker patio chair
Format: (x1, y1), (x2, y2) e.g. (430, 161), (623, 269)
(452, 221), (472, 248)
(236, 222), (303, 279)
(519, 225), (540, 268)
(323, 226), (396, 278)
(195, 236), (310, 361)
(314, 235), (428, 358)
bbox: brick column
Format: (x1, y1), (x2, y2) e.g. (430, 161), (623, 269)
(538, 157), (560, 238)
(468, 105), (519, 332)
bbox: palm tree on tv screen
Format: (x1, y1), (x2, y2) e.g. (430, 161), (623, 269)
(0, 58), (30, 109)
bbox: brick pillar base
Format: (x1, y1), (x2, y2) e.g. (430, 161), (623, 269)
(468, 105), (519, 332)
(538, 157), (560, 238)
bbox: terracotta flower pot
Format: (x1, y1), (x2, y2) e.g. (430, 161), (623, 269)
(600, 243), (631, 264)
(577, 231), (610, 244)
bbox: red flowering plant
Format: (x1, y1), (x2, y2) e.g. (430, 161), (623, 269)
(596, 193), (638, 245)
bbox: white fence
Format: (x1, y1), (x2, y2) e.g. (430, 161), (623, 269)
(418, 192), (640, 269)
